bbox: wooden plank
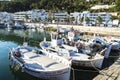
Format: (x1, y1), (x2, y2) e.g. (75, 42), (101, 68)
(94, 52), (120, 80)
(93, 75), (104, 80)
(109, 68), (120, 80)
(116, 73), (120, 80)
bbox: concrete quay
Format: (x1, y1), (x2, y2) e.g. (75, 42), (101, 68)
(25, 23), (120, 37)
(48, 24), (120, 37)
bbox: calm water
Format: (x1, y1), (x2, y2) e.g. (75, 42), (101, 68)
(0, 29), (119, 80)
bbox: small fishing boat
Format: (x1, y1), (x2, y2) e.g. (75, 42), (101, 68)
(92, 37), (120, 50)
(105, 37), (120, 50)
(40, 32), (112, 69)
(9, 42), (71, 80)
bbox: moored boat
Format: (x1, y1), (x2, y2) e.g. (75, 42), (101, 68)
(9, 43), (71, 80)
(40, 32), (112, 69)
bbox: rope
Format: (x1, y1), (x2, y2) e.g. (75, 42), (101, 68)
(90, 60), (109, 79)
(71, 67), (75, 80)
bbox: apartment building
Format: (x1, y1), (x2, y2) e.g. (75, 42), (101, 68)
(0, 12), (14, 22)
(70, 11), (112, 26)
(14, 9), (48, 22)
(53, 12), (69, 23)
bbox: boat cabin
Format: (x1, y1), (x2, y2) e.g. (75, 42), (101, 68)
(51, 32), (63, 47)
(67, 30), (81, 41)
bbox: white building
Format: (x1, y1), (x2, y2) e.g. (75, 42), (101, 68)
(70, 11), (112, 26)
(91, 5), (115, 10)
(0, 12), (14, 22)
(53, 12), (69, 23)
(0, 0), (11, 1)
(70, 12), (80, 24)
(14, 9), (48, 22)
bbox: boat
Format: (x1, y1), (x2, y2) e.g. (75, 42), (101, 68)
(0, 22), (6, 28)
(92, 37), (120, 50)
(40, 31), (112, 69)
(104, 37), (120, 50)
(13, 21), (26, 29)
(9, 42), (71, 80)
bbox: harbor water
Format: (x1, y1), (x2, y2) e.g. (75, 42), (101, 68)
(0, 29), (119, 80)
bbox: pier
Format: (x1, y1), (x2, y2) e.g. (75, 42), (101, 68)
(93, 57), (120, 80)
(25, 23), (120, 37)
(48, 24), (120, 37)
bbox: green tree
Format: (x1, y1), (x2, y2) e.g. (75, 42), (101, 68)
(70, 17), (75, 25)
(24, 14), (29, 22)
(85, 17), (90, 23)
(115, 0), (120, 11)
(79, 17), (84, 23)
(64, 17), (68, 24)
(96, 16), (102, 26)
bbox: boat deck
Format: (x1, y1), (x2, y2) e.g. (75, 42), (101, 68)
(20, 48), (69, 71)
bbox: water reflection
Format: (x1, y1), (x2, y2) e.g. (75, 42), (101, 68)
(0, 29), (51, 47)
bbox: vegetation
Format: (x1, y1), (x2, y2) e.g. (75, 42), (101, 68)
(79, 17), (84, 23)
(96, 16), (102, 26)
(0, 0), (118, 13)
(85, 17), (90, 23)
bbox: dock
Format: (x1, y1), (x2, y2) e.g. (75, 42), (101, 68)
(93, 57), (120, 80)
(25, 23), (120, 37)
(48, 24), (120, 37)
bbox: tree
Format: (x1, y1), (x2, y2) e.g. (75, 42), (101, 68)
(24, 14), (29, 22)
(47, 17), (52, 23)
(79, 17), (84, 23)
(115, 0), (120, 11)
(96, 16), (102, 26)
(64, 17), (68, 24)
(85, 17), (90, 23)
(70, 17), (75, 25)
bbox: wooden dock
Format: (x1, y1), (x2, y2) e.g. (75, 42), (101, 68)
(93, 57), (120, 80)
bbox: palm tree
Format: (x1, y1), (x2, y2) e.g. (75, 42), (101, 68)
(45, 17), (48, 22)
(24, 14), (29, 22)
(70, 17), (75, 25)
(85, 17), (90, 24)
(64, 17), (68, 24)
(96, 16), (102, 26)
(79, 17), (84, 24)
(37, 17), (41, 23)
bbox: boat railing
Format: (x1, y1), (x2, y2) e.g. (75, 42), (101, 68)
(42, 50), (71, 65)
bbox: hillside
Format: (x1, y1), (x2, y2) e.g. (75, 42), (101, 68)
(0, 0), (119, 13)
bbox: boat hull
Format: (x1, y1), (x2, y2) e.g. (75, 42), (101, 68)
(9, 49), (70, 80)
(25, 67), (70, 80)
(72, 58), (104, 69)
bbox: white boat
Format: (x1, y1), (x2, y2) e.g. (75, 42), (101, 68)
(14, 22), (25, 29)
(92, 37), (120, 50)
(40, 32), (112, 69)
(105, 37), (120, 50)
(9, 43), (71, 80)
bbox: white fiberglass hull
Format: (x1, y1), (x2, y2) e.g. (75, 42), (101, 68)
(72, 57), (104, 69)
(10, 56), (70, 80)
(25, 67), (70, 80)
(9, 47), (70, 80)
